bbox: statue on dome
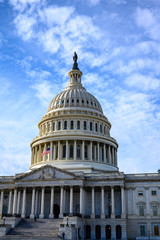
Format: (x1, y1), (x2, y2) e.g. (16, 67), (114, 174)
(72, 52), (79, 70)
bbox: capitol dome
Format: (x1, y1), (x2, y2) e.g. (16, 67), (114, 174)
(30, 52), (118, 173)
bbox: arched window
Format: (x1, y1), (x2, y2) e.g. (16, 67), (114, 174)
(64, 121), (67, 130)
(77, 145), (81, 158)
(70, 145), (73, 158)
(106, 225), (111, 239)
(58, 121), (61, 130)
(84, 121), (87, 130)
(70, 121), (74, 129)
(86, 225), (91, 239)
(85, 145), (88, 159)
(116, 225), (122, 239)
(95, 225), (101, 239)
(77, 121), (80, 129)
(63, 145), (66, 158)
(95, 123), (98, 132)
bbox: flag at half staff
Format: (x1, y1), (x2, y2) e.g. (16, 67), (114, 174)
(41, 147), (50, 156)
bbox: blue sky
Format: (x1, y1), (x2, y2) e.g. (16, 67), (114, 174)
(0, 0), (160, 175)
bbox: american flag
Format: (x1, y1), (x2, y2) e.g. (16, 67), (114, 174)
(41, 147), (50, 156)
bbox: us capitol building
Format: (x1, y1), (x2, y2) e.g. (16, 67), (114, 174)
(0, 53), (160, 240)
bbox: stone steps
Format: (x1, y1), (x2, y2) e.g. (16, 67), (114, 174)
(1, 218), (62, 240)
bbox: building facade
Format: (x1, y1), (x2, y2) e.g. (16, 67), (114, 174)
(0, 53), (160, 239)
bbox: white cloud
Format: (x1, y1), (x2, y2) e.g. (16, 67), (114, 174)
(87, 0), (100, 6)
(125, 73), (160, 91)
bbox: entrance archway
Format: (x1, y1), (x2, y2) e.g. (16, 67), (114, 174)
(54, 204), (60, 218)
(95, 225), (101, 239)
(86, 225), (91, 239)
(106, 225), (111, 239)
(116, 225), (122, 239)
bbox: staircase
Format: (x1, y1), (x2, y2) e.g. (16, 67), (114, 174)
(1, 218), (63, 240)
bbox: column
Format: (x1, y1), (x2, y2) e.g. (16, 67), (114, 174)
(104, 144), (106, 162)
(145, 187), (150, 217)
(31, 148), (34, 165)
(58, 141), (61, 160)
(101, 187), (105, 218)
(111, 187), (115, 218)
(91, 187), (95, 218)
(107, 145), (111, 164)
(0, 190), (4, 217)
(80, 186), (83, 215)
(43, 143), (46, 161)
(53, 143), (56, 160)
(39, 187), (45, 218)
(82, 141), (85, 161)
(121, 186), (126, 218)
(35, 190), (39, 217)
(16, 190), (21, 214)
(59, 186), (64, 218)
(114, 148), (117, 166)
(35, 146), (37, 163)
(30, 188), (36, 218)
(12, 188), (17, 215)
(21, 188), (26, 218)
(49, 187), (54, 218)
(38, 144), (41, 162)
(94, 145), (96, 161)
(97, 142), (100, 162)
(90, 141), (92, 161)
(8, 190), (12, 215)
(69, 186), (73, 216)
(50, 142), (53, 161)
(66, 140), (69, 160)
(74, 140), (77, 160)
(112, 147), (114, 164)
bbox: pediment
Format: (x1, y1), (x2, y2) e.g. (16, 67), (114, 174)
(15, 165), (79, 181)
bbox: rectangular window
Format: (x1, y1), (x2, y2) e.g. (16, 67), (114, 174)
(70, 121), (74, 129)
(152, 190), (157, 196)
(77, 121), (80, 130)
(139, 206), (144, 216)
(90, 122), (92, 131)
(84, 121), (87, 130)
(138, 191), (143, 196)
(154, 226), (159, 236)
(53, 122), (55, 131)
(153, 206), (158, 216)
(100, 124), (102, 133)
(64, 121), (67, 130)
(140, 225), (145, 236)
(58, 121), (61, 130)
(95, 123), (98, 132)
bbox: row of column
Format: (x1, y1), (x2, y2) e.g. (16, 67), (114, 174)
(31, 141), (117, 166)
(0, 186), (125, 219)
(39, 120), (109, 136)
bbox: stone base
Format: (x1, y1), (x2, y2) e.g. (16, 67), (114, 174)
(111, 214), (115, 219)
(101, 214), (105, 219)
(30, 214), (35, 219)
(39, 214), (44, 219)
(49, 214), (54, 218)
(91, 214), (95, 218)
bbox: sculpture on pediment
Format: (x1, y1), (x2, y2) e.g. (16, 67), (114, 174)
(39, 168), (55, 180)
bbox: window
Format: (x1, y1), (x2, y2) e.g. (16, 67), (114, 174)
(53, 122), (55, 131)
(58, 121), (61, 130)
(152, 190), (157, 196)
(62, 100), (64, 104)
(77, 121), (80, 129)
(154, 226), (159, 236)
(84, 121), (87, 130)
(139, 206), (144, 216)
(90, 122), (92, 131)
(140, 225), (145, 236)
(87, 100), (89, 104)
(72, 99), (74, 103)
(100, 124), (102, 133)
(95, 123), (98, 132)
(77, 99), (79, 103)
(138, 191), (143, 196)
(70, 121), (74, 129)
(63, 145), (66, 158)
(64, 121), (67, 130)
(67, 99), (69, 103)
(77, 145), (81, 158)
(70, 145), (73, 158)
(82, 99), (84, 104)
(85, 145), (88, 159)
(153, 206), (158, 216)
